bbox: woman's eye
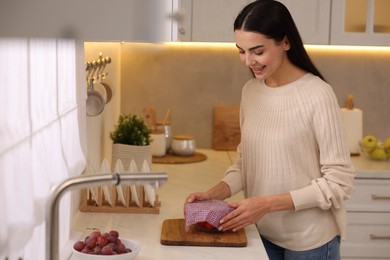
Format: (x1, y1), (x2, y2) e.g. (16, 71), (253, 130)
(254, 51), (263, 55)
(238, 50), (245, 54)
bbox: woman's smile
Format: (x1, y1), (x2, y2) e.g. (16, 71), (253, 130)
(250, 65), (266, 76)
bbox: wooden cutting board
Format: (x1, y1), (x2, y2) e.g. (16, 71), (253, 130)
(213, 105), (240, 151)
(160, 218), (247, 247)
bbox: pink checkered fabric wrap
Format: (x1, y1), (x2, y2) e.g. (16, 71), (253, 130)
(184, 199), (234, 231)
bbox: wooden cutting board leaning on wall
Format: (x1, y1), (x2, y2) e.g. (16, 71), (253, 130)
(213, 105), (241, 151)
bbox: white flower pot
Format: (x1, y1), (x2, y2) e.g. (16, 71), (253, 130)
(112, 143), (151, 171)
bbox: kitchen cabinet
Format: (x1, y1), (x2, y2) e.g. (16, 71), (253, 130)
(177, 0), (331, 44)
(177, 0), (390, 46)
(341, 157), (390, 259)
(0, 0), (175, 42)
(331, 0), (390, 46)
(278, 0), (331, 45)
(178, 0), (252, 42)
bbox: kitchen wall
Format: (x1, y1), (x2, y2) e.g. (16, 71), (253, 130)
(84, 42), (122, 170)
(85, 42), (390, 164)
(120, 43), (390, 146)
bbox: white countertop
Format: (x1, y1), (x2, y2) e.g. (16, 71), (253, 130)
(68, 150), (390, 260)
(69, 149), (269, 260)
(350, 155), (390, 179)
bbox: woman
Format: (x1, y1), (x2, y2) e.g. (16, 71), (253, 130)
(185, 1), (356, 259)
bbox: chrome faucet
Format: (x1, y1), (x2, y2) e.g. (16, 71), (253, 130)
(45, 172), (168, 260)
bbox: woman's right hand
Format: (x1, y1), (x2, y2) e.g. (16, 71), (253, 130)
(186, 191), (210, 203)
(183, 181), (232, 215)
(183, 191), (210, 215)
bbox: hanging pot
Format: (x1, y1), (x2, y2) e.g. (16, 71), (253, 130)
(86, 78), (105, 117)
(97, 57), (113, 104)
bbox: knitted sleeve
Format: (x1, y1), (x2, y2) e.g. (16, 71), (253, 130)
(290, 83), (356, 211)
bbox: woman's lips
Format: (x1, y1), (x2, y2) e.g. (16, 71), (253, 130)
(251, 65), (265, 75)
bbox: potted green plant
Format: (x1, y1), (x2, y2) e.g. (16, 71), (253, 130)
(110, 113), (152, 170)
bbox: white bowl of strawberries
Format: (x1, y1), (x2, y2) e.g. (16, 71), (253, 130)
(72, 229), (141, 259)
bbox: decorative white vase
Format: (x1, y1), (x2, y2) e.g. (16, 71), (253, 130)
(111, 143), (151, 171)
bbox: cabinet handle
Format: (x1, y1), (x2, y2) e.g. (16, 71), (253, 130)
(371, 194), (390, 200)
(370, 234), (390, 240)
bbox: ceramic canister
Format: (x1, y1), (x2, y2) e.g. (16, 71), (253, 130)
(156, 122), (172, 152)
(171, 135), (196, 156)
(151, 132), (166, 157)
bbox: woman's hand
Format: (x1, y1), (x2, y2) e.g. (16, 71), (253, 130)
(183, 181), (232, 215)
(218, 196), (270, 232)
(218, 193), (294, 232)
(183, 191), (210, 215)
(186, 191), (211, 203)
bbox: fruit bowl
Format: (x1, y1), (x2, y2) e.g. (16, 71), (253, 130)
(72, 229), (141, 260)
(360, 136), (390, 161)
(72, 238), (141, 260)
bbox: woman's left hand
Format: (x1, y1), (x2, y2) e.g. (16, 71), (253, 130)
(218, 193), (294, 232)
(218, 196), (270, 232)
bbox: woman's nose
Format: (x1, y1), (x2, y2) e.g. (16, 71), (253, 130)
(245, 54), (255, 66)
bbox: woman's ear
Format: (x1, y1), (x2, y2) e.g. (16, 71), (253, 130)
(283, 36), (291, 51)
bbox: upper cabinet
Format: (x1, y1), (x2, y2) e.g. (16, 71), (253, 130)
(0, 0), (175, 42)
(331, 0), (390, 46)
(177, 0), (331, 44)
(176, 0), (390, 46)
(278, 0), (331, 45)
(178, 0), (252, 42)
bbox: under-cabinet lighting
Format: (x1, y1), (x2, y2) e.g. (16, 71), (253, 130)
(304, 44), (390, 52)
(164, 42), (235, 47)
(165, 42), (390, 52)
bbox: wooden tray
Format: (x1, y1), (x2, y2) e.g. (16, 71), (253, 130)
(160, 218), (247, 247)
(152, 152), (207, 164)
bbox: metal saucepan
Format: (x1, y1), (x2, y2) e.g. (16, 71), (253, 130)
(86, 78), (105, 117)
(96, 57), (113, 104)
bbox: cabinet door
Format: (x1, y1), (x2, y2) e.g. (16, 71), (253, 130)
(331, 0), (390, 46)
(0, 0), (174, 42)
(346, 179), (390, 212)
(178, 0), (330, 44)
(179, 0), (251, 42)
(341, 212), (390, 258)
(278, 0), (331, 44)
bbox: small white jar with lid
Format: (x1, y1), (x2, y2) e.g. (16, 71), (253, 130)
(171, 135), (196, 156)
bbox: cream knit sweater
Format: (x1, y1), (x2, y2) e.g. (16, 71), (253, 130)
(222, 73), (356, 251)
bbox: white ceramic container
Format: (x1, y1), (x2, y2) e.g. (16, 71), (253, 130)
(171, 135), (196, 156)
(156, 122), (172, 152)
(150, 132), (166, 157)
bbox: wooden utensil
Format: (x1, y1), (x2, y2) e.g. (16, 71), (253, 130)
(162, 108), (171, 126)
(142, 107), (157, 130)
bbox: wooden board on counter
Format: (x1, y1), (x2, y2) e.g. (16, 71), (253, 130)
(213, 105), (240, 151)
(152, 152), (207, 164)
(161, 218), (247, 247)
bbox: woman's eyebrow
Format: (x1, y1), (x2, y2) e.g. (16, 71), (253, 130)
(235, 44), (264, 51)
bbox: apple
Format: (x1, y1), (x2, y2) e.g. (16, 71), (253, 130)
(361, 135), (377, 153)
(370, 146), (389, 161)
(384, 138), (390, 153)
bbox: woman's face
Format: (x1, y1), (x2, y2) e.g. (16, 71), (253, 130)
(234, 30), (290, 82)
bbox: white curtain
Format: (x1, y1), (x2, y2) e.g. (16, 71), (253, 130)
(0, 38), (86, 259)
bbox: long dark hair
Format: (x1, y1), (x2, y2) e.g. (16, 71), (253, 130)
(234, 0), (325, 81)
